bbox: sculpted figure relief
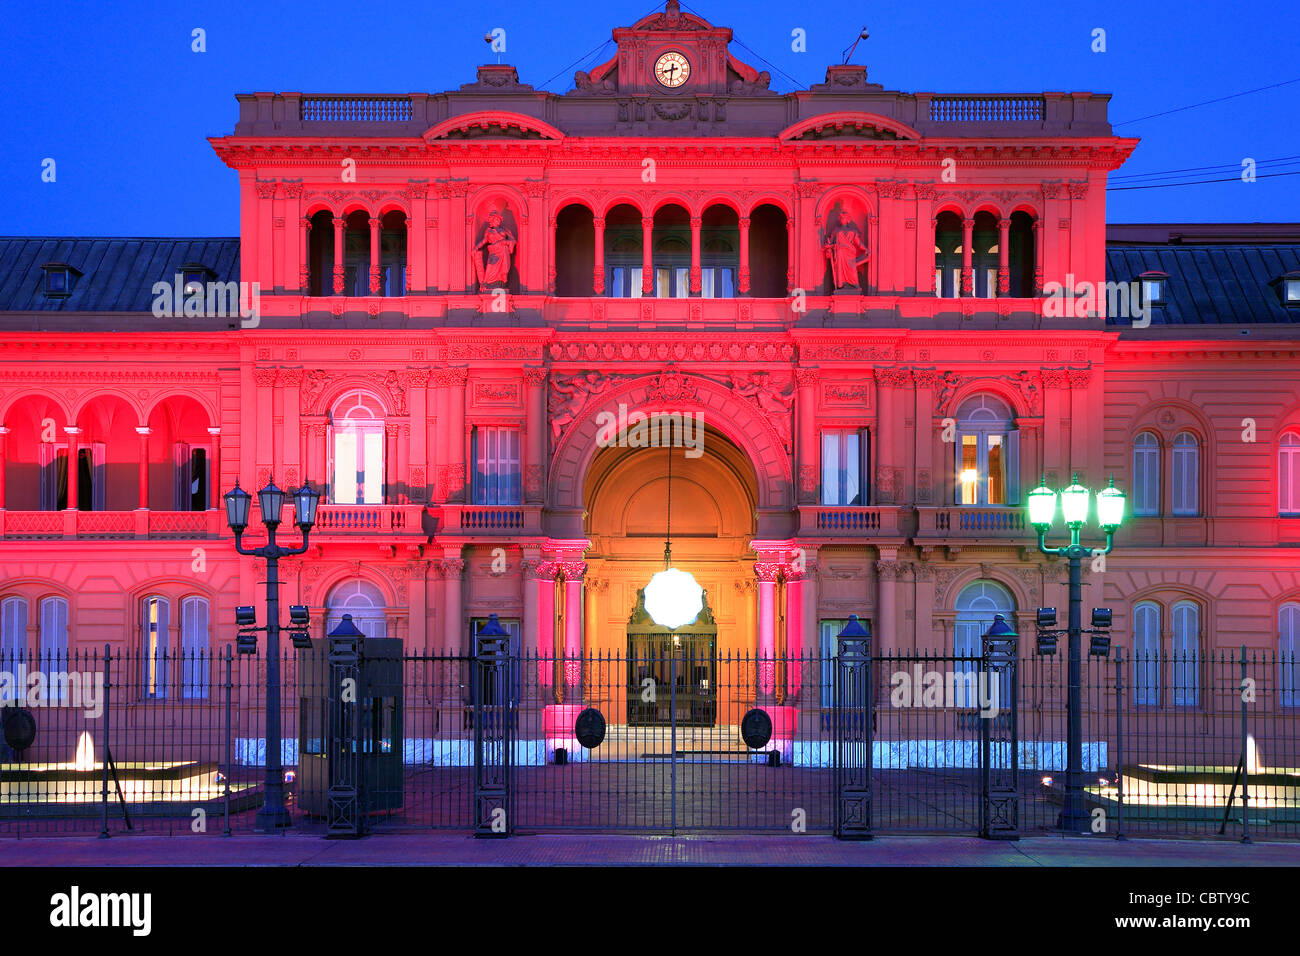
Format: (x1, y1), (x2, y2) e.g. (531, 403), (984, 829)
(473, 208), (516, 288)
(550, 371), (615, 438)
(730, 371), (794, 450)
(823, 210), (869, 290)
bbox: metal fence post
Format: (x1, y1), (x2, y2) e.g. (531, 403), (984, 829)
(1114, 648), (1126, 841)
(99, 644), (111, 839)
(834, 617), (871, 841)
(223, 646), (233, 837)
(1240, 645), (1251, 845)
(474, 631), (512, 838)
(980, 616), (1018, 840)
(327, 636), (363, 838)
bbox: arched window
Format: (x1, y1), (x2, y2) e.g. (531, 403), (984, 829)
(1280, 432), (1300, 515)
(954, 394), (1018, 506)
(308, 210), (334, 296)
(1133, 602), (1161, 705)
(330, 390), (386, 504)
(379, 210), (407, 297)
(1, 596), (28, 667)
(954, 580), (1014, 697)
(181, 596), (210, 699)
(325, 580), (387, 640)
(933, 211), (962, 298)
(1171, 601), (1200, 706)
(1171, 432), (1200, 516)
(343, 210), (371, 296)
(1280, 603), (1300, 708)
(1133, 432), (1160, 516)
(971, 211), (998, 298)
(39, 597), (69, 700)
(142, 595), (170, 699)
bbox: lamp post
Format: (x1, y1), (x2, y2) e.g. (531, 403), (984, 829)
(224, 478), (320, 831)
(1027, 473), (1125, 832)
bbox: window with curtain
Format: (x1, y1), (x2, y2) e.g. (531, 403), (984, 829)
(1171, 432), (1200, 516)
(1, 596), (28, 669)
(142, 596), (170, 699)
(1171, 601), (1200, 706)
(1133, 432), (1160, 516)
(181, 596), (210, 699)
(818, 619), (849, 708)
(820, 429), (867, 506)
(954, 395), (1018, 506)
(38, 442), (105, 511)
(1133, 602), (1161, 705)
(173, 443), (210, 511)
(653, 236), (690, 298)
(1280, 432), (1300, 515)
(473, 426), (522, 505)
(330, 391), (385, 504)
(607, 235), (644, 298)
(1281, 603), (1300, 708)
(39, 597), (69, 702)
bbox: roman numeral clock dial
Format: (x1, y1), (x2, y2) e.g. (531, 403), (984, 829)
(654, 51), (690, 88)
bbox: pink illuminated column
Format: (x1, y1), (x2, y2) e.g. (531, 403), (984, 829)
(0, 426), (8, 508)
(385, 424), (399, 504)
(535, 561), (557, 689)
(331, 217), (345, 294)
(443, 367), (467, 502)
(784, 218), (795, 295)
(299, 217), (311, 292)
(1033, 218), (1045, 294)
(560, 561), (586, 695)
(64, 426), (80, 511)
(689, 216), (702, 295)
(524, 367), (547, 504)
(738, 216), (751, 295)
(441, 551), (465, 655)
(641, 217), (654, 295)
(998, 218), (1011, 296)
(795, 367), (818, 504)
(208, 427), (221, 510)
(754, 561), (782, 698)
(368, 217), (381, 294)
(960, 217), (974, 296)
(784, 565), (805, 698)
(876, 556), (898, 655)
(592, 216), (606, 295)
(135, 426), (150, 509)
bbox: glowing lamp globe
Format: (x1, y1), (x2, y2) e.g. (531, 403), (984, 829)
(1026, 481), (1057, 531)
(644, 568), (704, 630)
(1060, 474), (1090, 527)
(1096, 477), (1126, 531)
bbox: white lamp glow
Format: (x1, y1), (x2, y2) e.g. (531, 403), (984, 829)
(1061, 473), (1090, 526)
(645, 567), (704, 630)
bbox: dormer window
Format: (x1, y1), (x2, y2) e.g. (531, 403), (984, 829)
(179, 262), (216, 293)
(1138, 270), (1168, 306)
(1275, 270), (1300, 307)
(40, 262), (81, 299)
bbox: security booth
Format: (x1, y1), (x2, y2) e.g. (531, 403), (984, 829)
(297, 613), (404, 826)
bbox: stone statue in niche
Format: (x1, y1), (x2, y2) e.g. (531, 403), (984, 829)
(473, 208), (516, 288)
(823, 209), (869, 290)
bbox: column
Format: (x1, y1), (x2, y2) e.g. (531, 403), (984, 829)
(135, 427), (150, 509)
(0, 426), (8, 508)
(368, 217), (381, 294)
(432, 371), (448, 501)
(876, 555), (899, 655)
(960, 218), (974, 296)
(445, 368), (467, 502)
(407, 560), (428, 650)
(784, 561), (813, 700)
(385, 424), (399, 504)
(522, 555), (540, 679)
(64, 426), (80, 510)
(689, 216), (702, 295)
(298, 217), (311, 292)
(441, 550), (464, 655)
(874, 368), (910, 504)
(331, 217), (345, 294)
(407, 368), (429, 503)
(561, 561), (585, 695)
(397, 425), (409, 504)
(1033, 218), (1045, 295)
(535, 561), (557, 688)
(997, 218), (1011, 296)
(738, 215), (751, 295)
(755, 561), (781, 697)
(208, 427), (221, 510)
(784, 218), (795, 296)
(592, 216), (606, 295)
(641, 217), (654, 295)
(310, 422), (327, 494)
(795, 368), (818, 504)
(280, 368), (302, 489)
(524, 367), (547, 504)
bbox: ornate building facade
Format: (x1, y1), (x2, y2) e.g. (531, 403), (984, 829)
(3, 3), (1300, 710)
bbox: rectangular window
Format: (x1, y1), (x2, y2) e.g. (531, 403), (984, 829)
(173, 443), (211, 511)
(701, 267), (734, 299)
(609, 266), (644, 298)
(1, 597), (28, 666)
(1281, 441), (1300, 514)
(1171, 604), (1200, 706)
(331, 428), (384, 505)
(655, 267), (689, 298)
(954, 430), (1018, 505)
(181, 597), (210, 700)
(473, 426), (522, 505)
(39, 598), (69, 702)
(820, 429), (866, 505)
(142, 597), (170, 700)
(1133, 439), (1160, 516)
(818, 619), (851, 708)
(1172, 441), (1199, 516)
(39, 442), (105, 511)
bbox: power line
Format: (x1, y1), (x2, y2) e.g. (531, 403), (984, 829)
(1106, 170), (1300, 191)
(1110, 154), (1300, 180)
(1113, 76), (1300, 126)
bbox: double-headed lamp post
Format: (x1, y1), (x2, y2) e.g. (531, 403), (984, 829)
(224, 479), (320, 831)
(1027, 473), (1126, 832)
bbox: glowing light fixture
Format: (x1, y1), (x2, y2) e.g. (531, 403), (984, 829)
(1060, 473), (1090, 527)
(644, 446), (703, 630)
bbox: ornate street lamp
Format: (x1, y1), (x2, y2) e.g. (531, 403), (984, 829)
(224, 477), (320, 831)
(644, 446), (703, 630)
(1028, 473), (1126, 832)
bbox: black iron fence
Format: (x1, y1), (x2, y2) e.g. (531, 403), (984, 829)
(0, 644), (1295, 840)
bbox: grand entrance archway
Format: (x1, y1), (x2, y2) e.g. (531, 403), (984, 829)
(626, 588), (718, 727)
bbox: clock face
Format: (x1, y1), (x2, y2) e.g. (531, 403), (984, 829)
(654, 51), (691, 88)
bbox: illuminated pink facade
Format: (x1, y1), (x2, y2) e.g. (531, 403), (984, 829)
(3, 2), (1300, 706)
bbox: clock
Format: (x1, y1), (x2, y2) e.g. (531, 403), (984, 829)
(654, 51), (691, 88)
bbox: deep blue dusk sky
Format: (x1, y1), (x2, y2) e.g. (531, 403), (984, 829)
(2, 0), (1297, 236)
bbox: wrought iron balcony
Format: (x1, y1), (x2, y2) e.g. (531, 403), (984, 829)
(914, 506), (1029, 541)
(797, 506), (905, 538)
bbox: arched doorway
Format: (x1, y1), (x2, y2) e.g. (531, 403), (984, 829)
(626, 588), (717, 726)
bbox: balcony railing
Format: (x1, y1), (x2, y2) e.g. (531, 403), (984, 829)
(928, 95), (1046, 123)
(797, 506), (905, 538)
(438, 504), (541, 536)
(313, 504), (421, 535)
(0, 510), (222, 539)
(915, 507), (1029, 539)
(301, 95), (412, 123)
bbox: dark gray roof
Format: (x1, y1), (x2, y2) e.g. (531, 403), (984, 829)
(0, 237), (240, 312)
(1105, 244), (1300, 325)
